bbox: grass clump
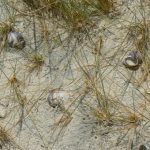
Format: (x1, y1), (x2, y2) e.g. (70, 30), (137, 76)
(0, 22), (12, 36)
(0, 126), (20, 149)
(22, 0), (117, 17)
(60, 1), (90, 32)
(83, 0), (116, 16)
(7, 74), (22, 89)
(27, 53), (45, 73)
(127, 20), (149, 54)
(0, 21), (13, 51)
(22, 0), (63, 17)
(127, 19), (150, 85)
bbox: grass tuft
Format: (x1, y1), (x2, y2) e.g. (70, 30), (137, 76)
(26, 53), (45, 73)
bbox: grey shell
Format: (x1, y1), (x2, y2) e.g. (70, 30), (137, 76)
(8, 31), (26, 49)
(123, 50), (143, 71)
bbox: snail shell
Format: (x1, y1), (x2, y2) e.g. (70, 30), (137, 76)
(8, 31), (26, 49)
(47, 92), (62, 108)
(123, 50), (143, 71)
(47, 96), (59, 108)
(139, 145), (147, 150)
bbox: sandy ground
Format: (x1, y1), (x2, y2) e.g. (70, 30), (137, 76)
(0, 0), (149, 150)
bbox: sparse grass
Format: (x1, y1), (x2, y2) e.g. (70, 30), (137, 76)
(0, 0), (150, 150)
(3, 70), (27, 132)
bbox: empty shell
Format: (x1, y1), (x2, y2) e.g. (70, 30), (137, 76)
(123, 50), (143, 71)
(8, 31), (26, 49)
(47, 94), (60, 108)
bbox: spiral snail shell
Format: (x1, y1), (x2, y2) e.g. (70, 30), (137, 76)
(123, 50), (143, 71)
(47, 93), (60, 108)
(8, 31), (26, 50)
